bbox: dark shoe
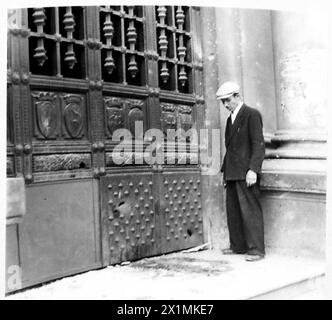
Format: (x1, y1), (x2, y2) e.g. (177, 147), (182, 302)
(245, 254), (264, 262)
(222, 248), (246, 255)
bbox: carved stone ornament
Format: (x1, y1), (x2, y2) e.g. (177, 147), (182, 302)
(162, 113), (177, 132)
(148, 88), (160, 97)
(160, 103), (194, 136)
(34, 94), (58, 139)
(33, 153), (91, 172)
(105, 98), (125, 137)
(128, 107), (144, 135)
(178, 105), (193, 134)
(161, 102), (176, 113)
(161, 103), (177, 135)
(63, 95), (84, 138)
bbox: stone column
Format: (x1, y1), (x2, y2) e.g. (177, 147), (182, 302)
(214, 8), (243, 159)
(215, 8), (278, 137)
(200, 7), (229, 250)
(260, 10), (328, 260)
(260, 9), (328, 177)
(271, 10), (328, 141)
(214, 8), (243, 86)
(239, 9), (277, 135)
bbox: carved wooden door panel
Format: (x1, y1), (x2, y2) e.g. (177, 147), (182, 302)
(101, 172), (158, 264)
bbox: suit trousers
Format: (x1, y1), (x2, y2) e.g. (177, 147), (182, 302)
(226, 180), (265, 256)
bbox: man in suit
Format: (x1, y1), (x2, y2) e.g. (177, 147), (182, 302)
(216, 81), (265, 262)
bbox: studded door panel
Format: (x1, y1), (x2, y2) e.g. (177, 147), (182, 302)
(101, 170), (204, 264)
(160, 171), (203, 254)
(101, 173), (158, 264)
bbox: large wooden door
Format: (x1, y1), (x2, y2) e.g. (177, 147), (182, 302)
(97, 6), (205, 264)
(6, 6), (205, 288)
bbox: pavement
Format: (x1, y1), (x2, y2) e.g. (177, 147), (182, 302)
(5, 249), (326, 300)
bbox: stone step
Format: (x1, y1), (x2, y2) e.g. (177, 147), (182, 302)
(5, 249), (326, 300)
(249, 273), (325, 300)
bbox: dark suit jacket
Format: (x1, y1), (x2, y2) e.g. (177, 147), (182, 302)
(221, 104), (265, 181)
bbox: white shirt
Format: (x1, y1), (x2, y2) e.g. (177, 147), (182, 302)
(231, 102), (243, 124)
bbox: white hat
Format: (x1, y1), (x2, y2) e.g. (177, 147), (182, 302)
(216, 81), (240, 100)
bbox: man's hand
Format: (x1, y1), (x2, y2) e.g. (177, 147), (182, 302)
(222, 176), (227, 188)
(246, 170), (257, 187)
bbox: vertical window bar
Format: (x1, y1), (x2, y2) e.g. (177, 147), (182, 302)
(157, 6), (169, 83)
(171, 7), (178, 91)
(54, 7), (61, 77)
(63, 7), (77, 69)
(32, 8), (48, 66)
(127, 6), (138, 78)
(103, 6), (115, 74)
(120, 6), (127, 84)
(176, 6), (187, 87)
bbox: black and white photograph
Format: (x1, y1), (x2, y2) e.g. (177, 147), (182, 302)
(1, 0), (331, 303)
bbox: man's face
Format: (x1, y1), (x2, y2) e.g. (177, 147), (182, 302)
(220, 95), (239, 113)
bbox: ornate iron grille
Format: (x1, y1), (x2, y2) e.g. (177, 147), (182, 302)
(28, 7), (86, 78)
(156, 6), (192, 93)
(99, 6), (145, 86)
(26, 6), (194, 90)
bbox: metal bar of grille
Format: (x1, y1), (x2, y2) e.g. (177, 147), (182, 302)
(63, 7), (77, 69)
(157, 6), (169, 83)
(103, 6), (115, 74)
(32, 8), (47, 66)
(176, 6), (187, 87)
(54, 7), (61, 77)
(126, 6), (138, 78)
